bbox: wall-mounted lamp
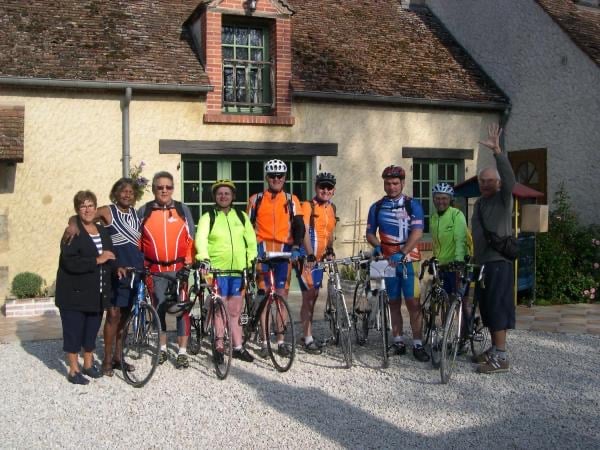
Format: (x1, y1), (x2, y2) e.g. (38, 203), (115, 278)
(246, 0), (257, 12)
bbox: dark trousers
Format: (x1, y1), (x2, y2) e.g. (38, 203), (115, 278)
(60, 309), (103, 353)
(475, 260), (515, 332)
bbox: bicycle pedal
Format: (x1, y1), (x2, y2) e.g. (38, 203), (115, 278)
(240, 314), (249, 325)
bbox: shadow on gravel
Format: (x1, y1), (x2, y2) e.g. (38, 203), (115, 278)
(17, 338), (66, 376)
(233, 365), (426, 447)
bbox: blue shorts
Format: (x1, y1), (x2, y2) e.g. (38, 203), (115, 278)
(111, 276), (136, 308)
(440, 270), (472, 297)
(384, 261), (420, 301)
(295, 266), (324, 291)
(258, 242), (293, 290)
(216, 276), (243, 297)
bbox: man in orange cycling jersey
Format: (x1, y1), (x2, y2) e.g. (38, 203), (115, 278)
(139, 171), (195, 369)
(297, 172), (337, 354)
(247, 159), (305, 358)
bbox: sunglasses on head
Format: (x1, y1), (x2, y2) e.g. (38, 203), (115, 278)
(317, 183), (335, 191)
(267, 173), (285, 179)
(155, 185), (174, 191)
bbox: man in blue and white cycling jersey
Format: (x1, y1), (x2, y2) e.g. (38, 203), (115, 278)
(366, 165), (430, 362)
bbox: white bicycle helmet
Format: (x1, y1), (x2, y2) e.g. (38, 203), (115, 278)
(432, 182), (454, 197)
(264, 159), (287, 174)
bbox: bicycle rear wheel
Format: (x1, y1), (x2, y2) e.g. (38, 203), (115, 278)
(380, 292), (390, 369)
(470, 310), (490, 359)
(209, 297), (233, 380)
(440, 299), (461, 384)
(430, 291), (448, 369)
(187, 287), (205, 355)
(326, 283), (339, 345)
(265, 294), (296, 372)
(421, 293), (432, 355)
(121, 303), (160, 388)
(352, 281), (369, 346)
(335, 291), (352, 368)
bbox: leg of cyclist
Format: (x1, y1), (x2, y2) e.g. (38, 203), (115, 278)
(297, 263), (323, 354)
(149, 274), (171, 365)
(102, 307), (120, 375)
(223, 276), (254, 363)
(385, 276), (406, 356)
(402, 262), (429, 362)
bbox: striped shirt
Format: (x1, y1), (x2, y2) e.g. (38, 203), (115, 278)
(89, 233), (103, 292)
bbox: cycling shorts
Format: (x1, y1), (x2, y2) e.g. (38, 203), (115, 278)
(257, 242), (293, 291)
(384, 261), (420, 301)
(216, 276), (243, 298)
(295, 265), (324, 291)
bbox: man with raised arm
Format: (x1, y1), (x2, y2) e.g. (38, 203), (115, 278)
(472, 123), (517, 374)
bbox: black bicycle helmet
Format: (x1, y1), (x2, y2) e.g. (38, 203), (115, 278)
(315, 172), (336, 186)
(381, 165), (406, 179)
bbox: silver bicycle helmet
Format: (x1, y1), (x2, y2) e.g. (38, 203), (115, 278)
(432, 182), (454, 197)
(264, 159), (287, 174)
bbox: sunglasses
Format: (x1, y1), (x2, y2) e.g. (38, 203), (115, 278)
(317, 184), (335, 191)
(267, 173), (285, 179)
(155, 185), (174, 191)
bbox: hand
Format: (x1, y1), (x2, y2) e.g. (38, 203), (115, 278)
(305, 254), (316, 270)
(117, 267), (128, 280)
(325, 247), (335, 260)
(479, 123), (502, 154)
(61, 222), (80, 245)
(372, 245), (382, 257)
(197, 259), (210, 275)
(176, 267), (190, 281)
(97, 250), (116, 265)
(291, 248), (302, 262)
(389, 252), (406, 266)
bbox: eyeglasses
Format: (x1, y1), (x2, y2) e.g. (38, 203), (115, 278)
(78, 203), (96, 210)
(155, 185), (174, 191)
(267, 173), (285, 179)
(317, 184), (335, 191)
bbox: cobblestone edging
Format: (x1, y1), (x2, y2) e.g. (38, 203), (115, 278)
(4, 297), (58, 317)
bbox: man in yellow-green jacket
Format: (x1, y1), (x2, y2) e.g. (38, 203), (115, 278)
(430, 182), (470, 295)
(195, 180), (257, 363)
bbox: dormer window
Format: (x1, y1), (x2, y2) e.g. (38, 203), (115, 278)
(222, 21), (272, 114)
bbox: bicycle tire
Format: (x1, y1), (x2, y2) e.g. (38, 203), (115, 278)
(335, 291), (352, 368)
(440, 299), (461, 384)
(326, 282), (339, 345)
(470, 311), (490, 358)
(188, 287), (205, 355)
(265, 294), (296, 372)
(421, 293), (433, 355)
(352, 281), (369, 346)
(380, 291), (389, 369)
(430, 290), (448, 369)
(121, 302), (160, 388)
(207, 297), (232, 380)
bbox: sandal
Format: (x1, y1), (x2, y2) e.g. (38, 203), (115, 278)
(101, 364), (114, 377)
(113, 360), (135, 372)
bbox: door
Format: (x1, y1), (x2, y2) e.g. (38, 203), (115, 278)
(508, 148), (547, 204)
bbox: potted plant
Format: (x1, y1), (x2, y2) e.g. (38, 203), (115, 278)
(5, 272), (57, 317)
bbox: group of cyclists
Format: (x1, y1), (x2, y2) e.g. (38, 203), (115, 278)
(55, 124), (515, 384)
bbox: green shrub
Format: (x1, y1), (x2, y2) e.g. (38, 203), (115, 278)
(339, 264), (357, 281)
(535, 183), (599, 303)
(10, 272), (45, 299)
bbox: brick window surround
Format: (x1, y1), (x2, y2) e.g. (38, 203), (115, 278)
(202, 1), (294, 126)
(0, 106), (24, 163)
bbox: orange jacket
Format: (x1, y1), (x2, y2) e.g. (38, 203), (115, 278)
(247, 190), (302, 245)
(301, 199), (336, 259)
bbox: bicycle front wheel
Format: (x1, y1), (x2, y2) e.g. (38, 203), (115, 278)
(188, 287), (205, 355)
(265, 294), (296, 372)
(430, 291), (449, 369)
(209, 297), (233, 380)
(380, 292), (390, 369)
(470, 310), (490, 359)
(335, 291), (352, 368)
(326, 283), (339, 345)
(440, 299), (461, 384)
(121, 303), (160, 388)
(352, 281), (369, 346)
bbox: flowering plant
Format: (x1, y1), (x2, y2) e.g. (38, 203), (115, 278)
(129, 161), (149, 202)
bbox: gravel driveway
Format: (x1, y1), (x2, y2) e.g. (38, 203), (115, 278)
(1, 325), (599, 449)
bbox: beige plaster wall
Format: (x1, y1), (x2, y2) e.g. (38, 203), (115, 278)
(0, 90), (499, 302)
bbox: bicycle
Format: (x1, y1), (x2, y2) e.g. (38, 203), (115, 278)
(187, 266), (234, 380)
(440, 262), (490, 384)
(319, 257), (354, 368)
(357, 256), (396, 369)
(350, 253), (373, 347)
(419, 258), (450, 369)
(241, 252), (296, 372)
(120, 268), (161, 388)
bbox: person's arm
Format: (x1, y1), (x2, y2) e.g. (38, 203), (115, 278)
(194, 213), (211, 262)
(365, 203), (380, 249)
(453, 210), (468, 262)
(400, 198), (424, 256)
(479, 123), (516, 201)
(242, 211), (258, 266)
